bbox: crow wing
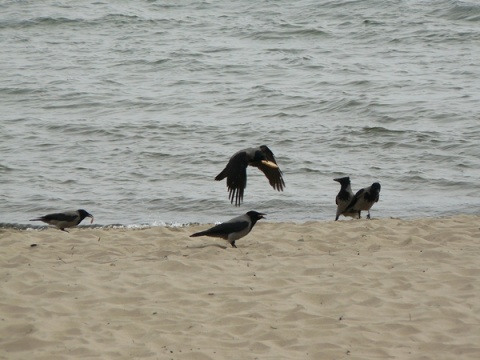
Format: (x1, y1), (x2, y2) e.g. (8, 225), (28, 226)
(191, 221), (249, 240)
(41, 212), (78, 222)
(218, 151), (249, 206)
(346, 188), (365, 211)
(256, 146), (285, 192)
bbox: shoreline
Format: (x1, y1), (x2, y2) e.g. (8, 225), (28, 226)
(2, 212), (479, 231)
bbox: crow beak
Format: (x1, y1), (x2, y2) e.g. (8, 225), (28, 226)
(261, 160), (278, 169)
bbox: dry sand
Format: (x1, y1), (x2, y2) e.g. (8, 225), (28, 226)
(1, 215), (479, 360)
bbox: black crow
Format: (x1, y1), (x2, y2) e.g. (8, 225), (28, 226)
(215, 145), (285, 206)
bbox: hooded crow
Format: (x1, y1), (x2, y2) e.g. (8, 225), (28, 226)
(30, 209), (94, 232)
(215, 145), (285, 206)
(190, 211), (265, 248)
(345, 182), (381, 219)
(334, 176), (359, 221)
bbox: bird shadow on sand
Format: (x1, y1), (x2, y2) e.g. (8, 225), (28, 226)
(186, 243), (229, 250)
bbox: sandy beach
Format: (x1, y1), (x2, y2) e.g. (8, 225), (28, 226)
(1, 215), (479, 360)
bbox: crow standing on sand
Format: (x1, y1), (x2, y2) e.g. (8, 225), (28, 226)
(190, 211), (265, 248)
(345, 182), (381, 219)
(30, 209), (94, 232)
(334, 176), (359, 221)
(215, 145), (285, 206)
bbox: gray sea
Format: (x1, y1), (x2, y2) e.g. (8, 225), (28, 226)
(1, 0), (480, 228)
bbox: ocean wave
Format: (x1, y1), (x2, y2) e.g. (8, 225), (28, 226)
(437, 1), (480, 22)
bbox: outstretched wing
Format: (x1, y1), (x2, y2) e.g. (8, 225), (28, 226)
(257, 145), (285, 192)
(215, 151), (249, 206)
